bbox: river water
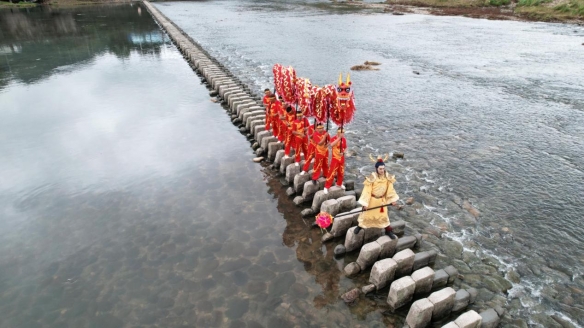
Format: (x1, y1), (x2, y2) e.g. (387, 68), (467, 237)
(0, 2), (582, 328)
(154, 1), (584, 326)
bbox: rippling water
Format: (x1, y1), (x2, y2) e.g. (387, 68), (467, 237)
(153, 1), (584, 326)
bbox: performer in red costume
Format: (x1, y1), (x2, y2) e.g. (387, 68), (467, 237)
(263, 89), (273, 131)
(300, 119), (316, 175)
(270, 95), (282, 139)
(289, 111), (309, 166)
(262, 88), (271, 107)
(277, 97), (288, 143)
(311, 122), (330, 183)
(324, 127), (347, 194)
(283, 104), (296, 158)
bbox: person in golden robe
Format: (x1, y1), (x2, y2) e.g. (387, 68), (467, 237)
(355, 156), (399, 239)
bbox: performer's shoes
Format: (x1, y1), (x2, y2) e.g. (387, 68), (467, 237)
(386, 231), (397, 240)
(295, 162), (299, 167)
(312, 179), (317, 185)
(323, 188), (328, 194)
(340, 185), (346, 190)
(354, 226), (362, 235)
(284, 155), (290, 159)
(300, 171), (306, 176)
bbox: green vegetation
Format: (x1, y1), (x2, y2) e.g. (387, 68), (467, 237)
(517, 0), (551, 6)
(0, 1), (38, 8)
(554, 0), (584, 16)
(514, 0), (584, 19)
(385, 0), (584, 20)
(485, 0), (510, 7)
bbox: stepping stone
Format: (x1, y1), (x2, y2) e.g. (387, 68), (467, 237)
(428, 287), (456, 321)
(387, 276), (415, 311)
(406, 298), (434, 328)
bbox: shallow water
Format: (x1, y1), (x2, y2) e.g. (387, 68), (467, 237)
(0, 3), (425, 328)
(152, 1), (584, 326)
(0, 4), (338, 327)
(1, 2), (584, 327)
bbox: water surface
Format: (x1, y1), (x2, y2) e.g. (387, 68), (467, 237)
(154, 1), (584, 326)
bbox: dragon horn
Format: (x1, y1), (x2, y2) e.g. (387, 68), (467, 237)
(369, 154), (376, 163)
(383, 154), (389, 162)
(338, 72), (342, 86)
(347, 73), (351, 84)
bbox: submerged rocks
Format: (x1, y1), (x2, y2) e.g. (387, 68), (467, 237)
(350, 64), (379, 71)
(351, 61), (381, 71)
(341, 288), (360, 304)
(268, 272), (296, 298)
(300, 208), (315, 217)
(334, 244), (346, 255)
(344, 262), (361, 276)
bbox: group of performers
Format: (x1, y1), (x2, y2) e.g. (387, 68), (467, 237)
(262, 87), (399, 240)
(262, 89), (346, 195)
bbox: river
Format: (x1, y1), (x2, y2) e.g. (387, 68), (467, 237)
(0, 1), (583, 327)
(154, 1), (584, 326)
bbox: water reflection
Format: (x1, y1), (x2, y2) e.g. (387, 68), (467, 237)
(0, 3), (392, 327)
(0, 4), (166, 88)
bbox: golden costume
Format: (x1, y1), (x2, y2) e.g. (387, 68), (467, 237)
(357, 172), (399, 229)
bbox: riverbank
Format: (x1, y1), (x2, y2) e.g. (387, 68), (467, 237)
(348, 0), (583, 24)
(0, 0), (130, 8)
(2, 0), (582, 23)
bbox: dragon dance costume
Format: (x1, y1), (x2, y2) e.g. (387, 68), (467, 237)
(283, 106), (297, 157)
(290, 112), (309, 164)
(324, 128), (347, 190)
(311, 123), (329, 181)
(264, 92), (273, 131)
(301, 122), (316, 173)
(270, 98), (283, 140)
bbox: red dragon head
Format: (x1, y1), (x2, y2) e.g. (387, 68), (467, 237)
(330, 73), (356, 125)
(336, 72), (353, 107)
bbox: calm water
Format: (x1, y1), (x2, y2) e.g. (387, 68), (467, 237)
(0, 4), (360, 328)
(152, 1), (584, 326)
(1, 2), (583, 328)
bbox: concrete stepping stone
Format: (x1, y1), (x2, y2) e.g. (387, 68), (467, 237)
(393, 248), (415, 277)
(387, 276), (415, 311)
(406, 298), (434, 328)
(356, 241), (381, 270)
(428, 287), (456, 321)
(344, 226), (364, 252)
(452, 289), (470, 312)
(479, 308), (500, 328)
(369, 258), (397, 290)
(411, 266), (435, 295)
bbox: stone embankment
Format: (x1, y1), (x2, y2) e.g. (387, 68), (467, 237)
(143, 2), (507, 326)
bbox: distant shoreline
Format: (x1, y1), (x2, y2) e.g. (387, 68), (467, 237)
(1, 0), (582, 25)
(347, 0), (583, 25)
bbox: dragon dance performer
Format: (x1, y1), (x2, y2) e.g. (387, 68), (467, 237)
(269, 95), (283, 141)
(310, 122), (330, 183)
(324, 127), (346, 194)
(277, 97), (288, 143)
(283, 104), (296, 159)
(354, 156), (399, 239)
(289, 111), (309, 166)
(300, 119), (316, 176)
(263, 89), (273, 131)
